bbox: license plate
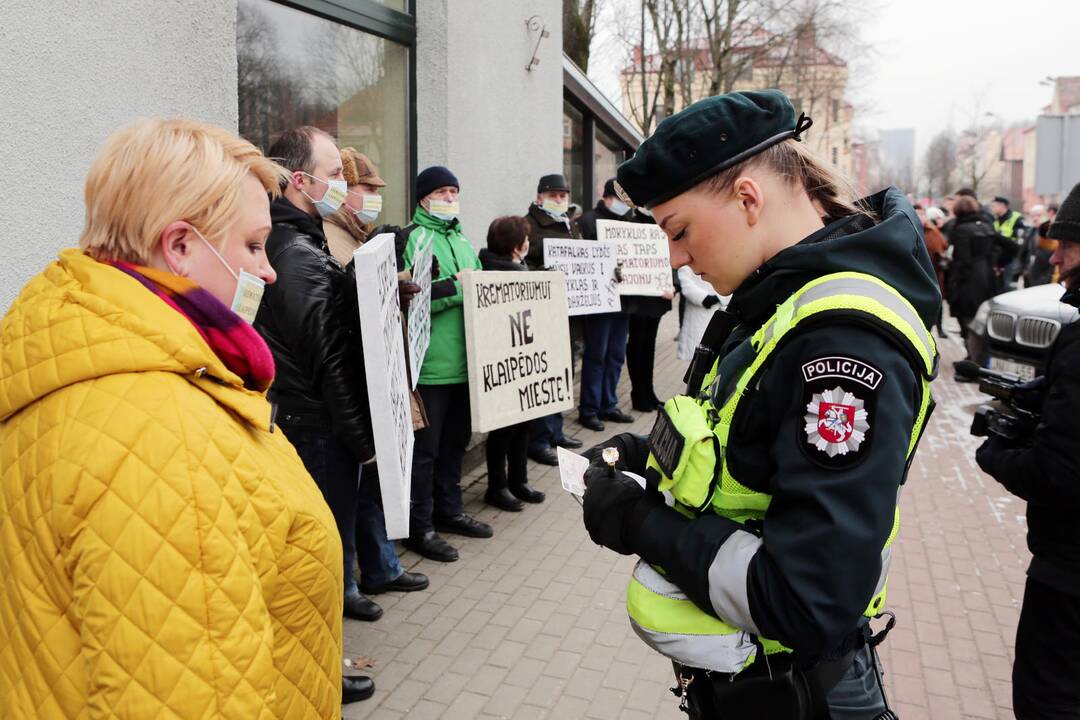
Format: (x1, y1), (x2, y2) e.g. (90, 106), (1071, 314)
(989, 357), (1037, 381)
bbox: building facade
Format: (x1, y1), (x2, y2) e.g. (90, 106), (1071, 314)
(1, 0), (642, 313)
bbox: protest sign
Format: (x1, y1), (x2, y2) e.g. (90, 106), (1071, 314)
(353, 233), (413, 539)
(543, 238), (621, 316)
(463, 271), (574, 433)
(405, 228), (433, 389)
(596, 219), (675, 296)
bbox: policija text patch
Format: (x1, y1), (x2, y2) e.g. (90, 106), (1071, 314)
(799, 355), (882, 469)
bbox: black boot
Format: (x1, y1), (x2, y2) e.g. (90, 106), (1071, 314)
(485, 487), (525, 511)
(342, 675), (375, 703)
(343, 594), (383, 622)
(510, 484), (546, 504)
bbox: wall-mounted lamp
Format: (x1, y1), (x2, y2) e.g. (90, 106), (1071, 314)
(525, 15), (549, 72)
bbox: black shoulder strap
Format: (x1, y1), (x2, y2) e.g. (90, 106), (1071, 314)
(683, 309), (738, 394)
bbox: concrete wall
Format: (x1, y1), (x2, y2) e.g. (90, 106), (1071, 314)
(417, 0), (563, 245)
(0, 0), (238, 313)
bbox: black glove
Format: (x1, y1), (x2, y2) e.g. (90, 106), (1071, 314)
(582, 460), (662, 555)
(1012, 376), (1047, 413)
(431, 255), (441, 279)
(582, 433), (651, 474)
(976, 435), (1017, 479)
(398, 280), (421, 311)
(702, 295), (720, 309)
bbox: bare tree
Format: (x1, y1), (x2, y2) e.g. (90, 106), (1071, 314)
(564, 0), (604, 72)
(922, 129), (957, 200)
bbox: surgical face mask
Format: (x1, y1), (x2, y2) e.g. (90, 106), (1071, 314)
(636, 206), (654, 218)
(190, 225), (266, 324)
(301, 172), (347, 218)
(541, 198), (569, 217)
(351, 192), (382, 223)
(608, 199), (630, 217)
(428, 198), (460, 221)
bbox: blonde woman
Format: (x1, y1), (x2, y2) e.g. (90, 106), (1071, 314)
(581, 91), (940, 718)
(0, 119), (347, 718)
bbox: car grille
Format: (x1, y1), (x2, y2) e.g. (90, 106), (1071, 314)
(987, 312), (1016, 342)
(1015, 317), (1061, 349)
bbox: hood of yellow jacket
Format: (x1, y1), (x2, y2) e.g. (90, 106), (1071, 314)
(0, 248), (272, 429)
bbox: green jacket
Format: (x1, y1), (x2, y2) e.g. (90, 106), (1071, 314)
(402, 207), (482, 385)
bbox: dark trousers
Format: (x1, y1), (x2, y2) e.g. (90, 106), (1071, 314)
(411, 383), (469, 535)
(352, 464), (404, 587)
(528, 413), (565, 454)
(486, 422), (529, 492)
(284, 427), (401, 595)
(1014, 577), (1080, 719)
(580, 312), (629, 417)
(627, 314), (662, 407)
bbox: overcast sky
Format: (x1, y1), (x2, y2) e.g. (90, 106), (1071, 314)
(589, 0), (1077, 159)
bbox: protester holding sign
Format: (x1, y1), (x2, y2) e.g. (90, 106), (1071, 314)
(401, 166), (489, 563)
(256, 128), (426, 656)
(622, 208), (673, 412)
(577, 178), (636, 432)
(523, 173), (584, 466)
(478, 217), (547, 511)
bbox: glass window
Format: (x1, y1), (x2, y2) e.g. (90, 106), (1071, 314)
(594, 125), (626, 202)
(237, 0), (411, 225)
(563, 101), (586, 209)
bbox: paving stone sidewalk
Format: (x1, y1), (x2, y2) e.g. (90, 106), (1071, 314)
(343, 313), (1029, 720)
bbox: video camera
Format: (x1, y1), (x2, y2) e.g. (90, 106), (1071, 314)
(954, 361), (1041, 441)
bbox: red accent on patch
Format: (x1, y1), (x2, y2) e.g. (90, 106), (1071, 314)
(817, 402), (855, 444)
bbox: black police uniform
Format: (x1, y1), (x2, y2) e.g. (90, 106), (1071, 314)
(581, 91), (942, 719)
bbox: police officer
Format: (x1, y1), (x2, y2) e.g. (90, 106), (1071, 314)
(976, 182), (1080, 719)
(581, 90), (941, 719)
(991, 195), (1027, 290)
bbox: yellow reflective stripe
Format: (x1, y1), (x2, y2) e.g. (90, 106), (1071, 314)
(627, 576), (740, 636)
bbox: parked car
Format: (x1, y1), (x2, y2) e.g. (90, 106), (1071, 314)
(965, 283), (1079, 380)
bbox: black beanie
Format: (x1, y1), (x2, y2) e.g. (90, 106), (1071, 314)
(416, 166), (459, 201)
(602, 177), (618, 198)
(1048, 182), (1080, 244)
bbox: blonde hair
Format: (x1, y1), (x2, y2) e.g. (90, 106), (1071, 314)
(700, 138), (866, 220)
(80, 118), (287, 263)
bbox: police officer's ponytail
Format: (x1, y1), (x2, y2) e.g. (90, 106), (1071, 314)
(700, 139), (869, 221)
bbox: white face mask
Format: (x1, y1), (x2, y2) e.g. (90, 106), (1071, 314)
(608, 199), (630, 217)
(428, 198), (460, 221)
(351, 192), (383, 223)
(190, 225), (266, 324)
(301, 172), (347, 218)
(541, 198), (569, 217)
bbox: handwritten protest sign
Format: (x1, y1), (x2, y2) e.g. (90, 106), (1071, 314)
(354, 233), (413, 539)
(543, 238), (621, 316)
(463, 271), (574, 433)
(405, 229), (433, 389)
(596, 219), (674, 296)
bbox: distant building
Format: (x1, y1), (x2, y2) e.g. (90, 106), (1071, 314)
(619, 25), (854, 174)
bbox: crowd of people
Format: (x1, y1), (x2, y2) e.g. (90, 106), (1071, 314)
(914, 188), (1060, 342)
(0, 117), (710, 715)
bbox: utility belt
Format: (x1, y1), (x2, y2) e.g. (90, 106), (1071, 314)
(671, 618), (897, 720)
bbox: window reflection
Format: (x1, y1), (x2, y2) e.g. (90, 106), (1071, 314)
(237, 0), (410, 224)
(563, 102), (586, 210)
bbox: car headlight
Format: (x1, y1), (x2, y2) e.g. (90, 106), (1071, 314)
(968, 300), (991, 336)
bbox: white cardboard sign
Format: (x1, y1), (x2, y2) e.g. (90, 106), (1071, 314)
(596, 219), (675, 296)
(405, 229), (433, 389)
(353, 233), (413, 539)
(462, 271), (575, 433)
(543, 238), (622, 316)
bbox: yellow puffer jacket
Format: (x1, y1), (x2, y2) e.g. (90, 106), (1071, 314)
(0, 250), (343, 718)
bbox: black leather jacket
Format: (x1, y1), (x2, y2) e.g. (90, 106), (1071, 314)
(255, 196), (375, 463)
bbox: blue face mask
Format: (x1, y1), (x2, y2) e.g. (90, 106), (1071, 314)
(301, 173), (347, 218)
(608, 199), (631, 217)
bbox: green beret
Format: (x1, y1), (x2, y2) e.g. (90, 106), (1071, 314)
(616, 89), (811, 208)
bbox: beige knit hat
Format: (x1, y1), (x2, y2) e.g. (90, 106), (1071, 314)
(340, 147), (386, 188)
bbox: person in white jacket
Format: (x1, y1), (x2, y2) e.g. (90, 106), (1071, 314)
(676, 265), (727, 360)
